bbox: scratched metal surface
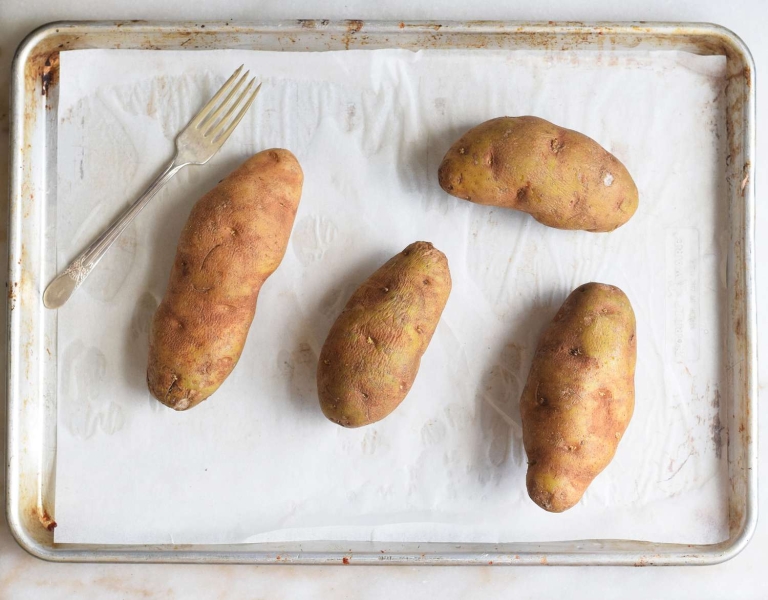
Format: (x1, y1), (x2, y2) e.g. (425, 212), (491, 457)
(6, 20), (756, 565)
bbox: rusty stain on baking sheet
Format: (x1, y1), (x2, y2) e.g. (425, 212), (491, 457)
(729, 491), (745, 534)
(36, 507), (57, 531)
(342, 19), (364, 50)
(41, 52), (59, 96)
(18, 472), (56, 542)
(7, 281), (18, 311)
(710, 389), (724, 459)
(740, 161), (750, 196)
(398, 22), (441, 31)
(743, 64), (751, 89)
(298, 19), (329, 29)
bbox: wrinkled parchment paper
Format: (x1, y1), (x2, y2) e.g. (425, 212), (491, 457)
(54, 49), (728, 545)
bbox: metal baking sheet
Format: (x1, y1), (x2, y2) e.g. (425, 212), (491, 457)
(7, 20), (756, 565)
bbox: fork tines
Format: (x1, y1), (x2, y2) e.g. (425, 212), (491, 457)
(192, 65), (263, 144)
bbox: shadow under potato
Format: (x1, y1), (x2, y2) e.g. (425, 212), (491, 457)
(121, 290), (163, 411)
(279, 248), (394, 418)
(398, 119), (478, 214)
(470, 291), (568, 485)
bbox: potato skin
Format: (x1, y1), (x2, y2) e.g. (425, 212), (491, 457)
(438, 116), (638, 232)
(520, 283), (636, 512)
(148, 149), (303, 410)
(317, 242), (452, 428)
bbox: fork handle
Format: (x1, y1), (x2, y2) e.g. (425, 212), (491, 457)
(43, 156), (186, 309)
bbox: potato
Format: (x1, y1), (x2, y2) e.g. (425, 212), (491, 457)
(438, 116), (638, 232)
(317, 242), (452, 427)
(520, 282), (636, 512)
(147, 149), (303, 410)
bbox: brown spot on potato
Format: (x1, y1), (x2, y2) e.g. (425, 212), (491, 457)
(515, 183), (531, 205)
(597, 388), (613, 401)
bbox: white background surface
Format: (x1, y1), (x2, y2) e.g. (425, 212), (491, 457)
(0, 0), (764, 598)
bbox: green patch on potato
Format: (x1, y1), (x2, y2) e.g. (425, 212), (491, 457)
(438, 116), (638, 232)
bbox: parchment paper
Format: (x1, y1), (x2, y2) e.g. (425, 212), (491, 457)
(53, 48), (729, 545)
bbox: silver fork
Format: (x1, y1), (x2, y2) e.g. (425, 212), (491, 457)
(43, 66), (262, 309)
